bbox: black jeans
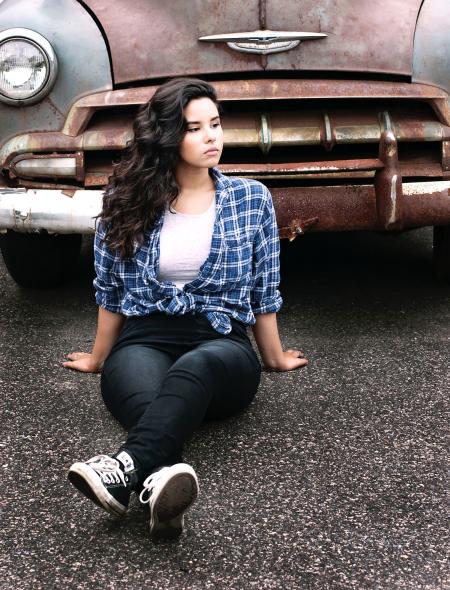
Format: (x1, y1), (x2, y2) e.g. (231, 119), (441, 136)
(101, 313), (261, 480)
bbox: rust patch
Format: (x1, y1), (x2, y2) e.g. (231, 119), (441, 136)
(286, 217), (319, 241)
(274, 185), (378, 234)
(275, 182), (450, 236)
(259, 0), (267, 29)
(219, 159), (383, 175)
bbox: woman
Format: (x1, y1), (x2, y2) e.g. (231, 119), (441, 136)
(64, 78), (308, 539)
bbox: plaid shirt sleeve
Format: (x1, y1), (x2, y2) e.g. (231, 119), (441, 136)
(250, 187), (283, 315)
(93, 223), (124, 313)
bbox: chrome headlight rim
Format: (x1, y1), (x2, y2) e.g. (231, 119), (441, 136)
(0, 28), (58, 106)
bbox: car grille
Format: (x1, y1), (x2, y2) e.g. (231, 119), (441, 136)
(80, 98), (447, 188)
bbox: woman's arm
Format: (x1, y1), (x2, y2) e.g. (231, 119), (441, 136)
(249, 187), (307, 372)
(252, 312), (308, 372)
(63, 307), (125, 373)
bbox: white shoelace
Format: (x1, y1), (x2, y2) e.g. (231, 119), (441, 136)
(86, 454), (126, 486)
(139, 467), (171, 504)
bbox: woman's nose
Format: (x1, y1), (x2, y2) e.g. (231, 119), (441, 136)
(204, 126), (215, 141)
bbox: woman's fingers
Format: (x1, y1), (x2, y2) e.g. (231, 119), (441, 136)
(62, 357), (85, 368)
(286, 349), (308, 369)
(62, 357), (100, 373)
(63, 352), (93, 372)
(295, 357), (308, 367)
(286, 349), (305, 358)
(63, 360), (88, 372)
(65, 351), (88, 360)
(264, 350), (309, 372)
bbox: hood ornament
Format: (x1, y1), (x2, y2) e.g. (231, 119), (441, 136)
(199, 29), (327, 55)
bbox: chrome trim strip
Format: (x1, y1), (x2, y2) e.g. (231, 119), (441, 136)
(0, 189), (102, 233)
(380, 111), (394, 133)
(12, 157), (77, 178)
(323, 112), (333, 149)
(199, 30), (327, 42)
(199, 29), (327, 55)
(259, 114), (272, 154)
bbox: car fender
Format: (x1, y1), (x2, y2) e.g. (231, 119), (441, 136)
(0, 0), (112, 143)
(412, 0), (450, 95)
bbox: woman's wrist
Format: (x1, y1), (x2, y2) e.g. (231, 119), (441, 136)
(261, 349), (285, 371)
(87, 352), (105, 371)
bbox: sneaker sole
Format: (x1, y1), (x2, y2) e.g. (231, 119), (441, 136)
(150, 464), (199, 539)
(68, 463), (127, 517)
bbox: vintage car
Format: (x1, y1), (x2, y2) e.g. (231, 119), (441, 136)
(0, 0), (450, 286)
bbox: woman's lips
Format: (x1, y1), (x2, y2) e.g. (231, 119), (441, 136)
(204, 148), (219, 155)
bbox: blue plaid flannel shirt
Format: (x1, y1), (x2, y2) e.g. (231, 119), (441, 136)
(94, 167), (283, 334)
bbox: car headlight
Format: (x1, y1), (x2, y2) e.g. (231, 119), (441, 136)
(0, 28), (58, 106)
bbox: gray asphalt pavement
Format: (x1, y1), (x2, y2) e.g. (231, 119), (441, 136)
(1, 228), (449, 589)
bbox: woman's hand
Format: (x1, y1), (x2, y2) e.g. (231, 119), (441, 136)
(63, 352), (102, 373)
(63, 308), (124, 374)
(252, 313), (309, 373)
(264, 349), (308, 372)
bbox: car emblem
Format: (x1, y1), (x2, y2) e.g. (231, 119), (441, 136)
(199, 29), (327, 55)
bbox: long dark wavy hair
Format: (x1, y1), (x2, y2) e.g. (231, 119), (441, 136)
(100, 78), (219, 258)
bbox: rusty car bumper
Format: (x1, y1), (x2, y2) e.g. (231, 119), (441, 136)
(1, 179), (449, 238)
(1, 80), (450, 237)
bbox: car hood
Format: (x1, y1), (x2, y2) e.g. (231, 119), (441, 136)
(81, 0), (424, 84)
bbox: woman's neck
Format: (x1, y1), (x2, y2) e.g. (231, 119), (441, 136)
(173, 164), (216, 214)
(175, 163), (214, 194)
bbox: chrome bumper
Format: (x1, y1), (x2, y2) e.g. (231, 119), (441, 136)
(0, 182), (449, 235)
(0, 188), (103, 233)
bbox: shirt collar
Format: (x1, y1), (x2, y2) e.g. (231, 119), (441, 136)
(209, 167), (232, 207)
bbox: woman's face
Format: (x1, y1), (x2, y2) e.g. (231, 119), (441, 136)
(178, 97), (224, 170)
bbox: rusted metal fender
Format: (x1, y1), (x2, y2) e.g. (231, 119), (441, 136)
(413, 0), (450, 96)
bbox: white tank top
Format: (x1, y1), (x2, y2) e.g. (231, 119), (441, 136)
(157, 197), (216, 289)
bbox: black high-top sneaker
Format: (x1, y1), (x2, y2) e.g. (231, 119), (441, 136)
(139, 463), (199, 538)
(68, 451), (139, 516)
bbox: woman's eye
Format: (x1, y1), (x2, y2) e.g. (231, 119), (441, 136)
(212, 122), (221, 128)
(187, 127), (199, 133)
